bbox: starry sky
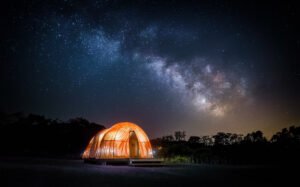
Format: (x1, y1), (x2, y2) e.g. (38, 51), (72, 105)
(1, 0), (300, 138)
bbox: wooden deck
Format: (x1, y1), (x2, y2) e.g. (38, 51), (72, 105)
(129, 158), (164, 167)
(84, 158), (164, 166)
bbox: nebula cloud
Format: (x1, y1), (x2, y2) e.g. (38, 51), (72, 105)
(143, 55), (248, 117)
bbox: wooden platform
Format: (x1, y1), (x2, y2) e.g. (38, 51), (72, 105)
(84, 158), (164, 166)
(129, 159), (164, 167)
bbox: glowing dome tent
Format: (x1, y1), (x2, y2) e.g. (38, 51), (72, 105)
(82, 122), (153, 159)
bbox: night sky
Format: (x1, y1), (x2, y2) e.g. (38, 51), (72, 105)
(1, 0), (300, 138)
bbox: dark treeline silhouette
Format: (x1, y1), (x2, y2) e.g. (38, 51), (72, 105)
(1, 112), (300, 164)
(0, 112), (105, 158)
(151, 128), (300, 165)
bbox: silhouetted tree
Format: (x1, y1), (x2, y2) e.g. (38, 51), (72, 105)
(213, 132), (232, 145)
(174, 131), (186, 141)
(188, 136), (200, 144)
(200, 135), (214, 146)
(243, 130), (267, 144)
(271, 126), (300, 145)
(162, 135), (174, 142)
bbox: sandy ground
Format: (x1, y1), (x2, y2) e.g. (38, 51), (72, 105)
(0, 157), (296, 187)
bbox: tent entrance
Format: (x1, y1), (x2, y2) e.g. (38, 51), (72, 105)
(129, 131), (139, 158)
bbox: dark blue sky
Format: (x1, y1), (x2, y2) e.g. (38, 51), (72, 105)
(1, 0), (300, 138)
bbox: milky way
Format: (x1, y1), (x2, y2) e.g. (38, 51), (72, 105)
(1, 0), (300, 138)
(144, 55), (248, 117)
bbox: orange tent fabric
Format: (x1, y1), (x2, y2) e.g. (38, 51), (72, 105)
(82, 122), (153, 159)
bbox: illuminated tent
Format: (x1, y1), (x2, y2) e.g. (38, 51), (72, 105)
(82, 122), (153, 159)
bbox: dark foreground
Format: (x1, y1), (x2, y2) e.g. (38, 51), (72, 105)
(0, 158), (297, 187)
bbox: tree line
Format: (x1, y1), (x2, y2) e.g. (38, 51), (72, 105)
(151, 127), (300, 164)
(0, 112), (104, 158)
(1, 112), (299, 164)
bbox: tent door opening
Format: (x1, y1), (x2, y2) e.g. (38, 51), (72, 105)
(129, 131), (139, 158)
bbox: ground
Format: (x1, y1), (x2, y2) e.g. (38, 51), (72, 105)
(0, 158), (296, 187)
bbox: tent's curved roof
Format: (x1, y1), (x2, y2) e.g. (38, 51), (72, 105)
(82, 122), (153, 159)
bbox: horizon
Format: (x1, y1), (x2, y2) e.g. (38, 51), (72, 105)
(2, 111), (296, 140)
